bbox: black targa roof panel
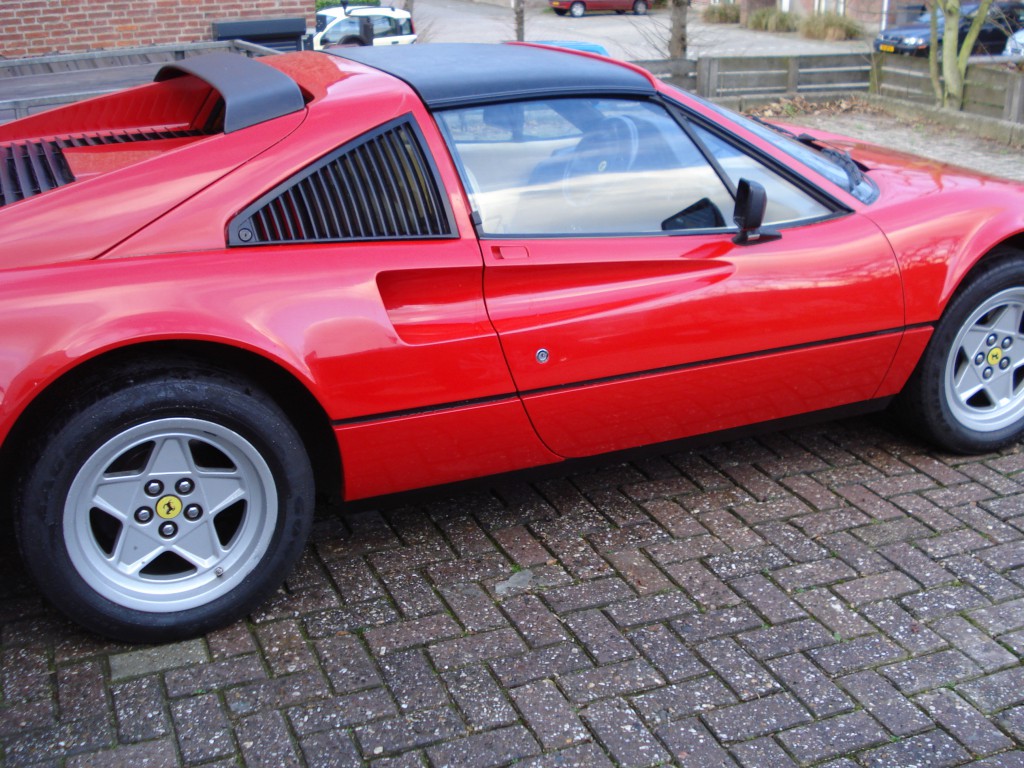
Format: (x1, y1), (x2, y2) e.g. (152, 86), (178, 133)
(331, 43), (656, 108)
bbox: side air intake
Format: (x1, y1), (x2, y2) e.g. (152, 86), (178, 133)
(229, 117), (455, 245)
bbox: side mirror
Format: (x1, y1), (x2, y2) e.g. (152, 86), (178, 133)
(732, 178), (781, 245)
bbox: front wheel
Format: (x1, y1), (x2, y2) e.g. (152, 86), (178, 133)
(15, 368), (315, 642)
(901, 251), (1024, 453)
(633, 0), (648, 13)
(569, 1), (586, 16)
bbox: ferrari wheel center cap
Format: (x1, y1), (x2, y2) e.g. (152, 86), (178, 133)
(156, 495), (183, 519)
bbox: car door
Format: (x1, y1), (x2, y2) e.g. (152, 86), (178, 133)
(438, 97), (905, 458)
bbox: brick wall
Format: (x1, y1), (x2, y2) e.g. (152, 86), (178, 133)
(0, 0), (314, 58)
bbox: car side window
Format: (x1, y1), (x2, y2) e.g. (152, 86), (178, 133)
(439, 98), (734, 236)
(323, 18), (360, 45)
(371, 16), (396, 36)
(690, 124), (831, 225)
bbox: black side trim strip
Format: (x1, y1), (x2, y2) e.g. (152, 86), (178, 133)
(524, 324), (931, 398)
(331, 323), (933, 428)
(332, 393), (520, 427)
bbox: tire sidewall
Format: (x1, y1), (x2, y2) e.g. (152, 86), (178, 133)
(913, 255), (1024, 453)
(16, 374), (314, 642)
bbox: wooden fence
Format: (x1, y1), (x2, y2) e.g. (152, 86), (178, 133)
(637, 53), (872, 98)
(871, 53), (1024, 123)
(640, 52), (1024, 126)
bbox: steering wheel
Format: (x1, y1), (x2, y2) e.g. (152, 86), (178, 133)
(562, 115), (640, 207)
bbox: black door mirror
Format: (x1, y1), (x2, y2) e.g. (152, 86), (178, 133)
(732, 178), (781, 245)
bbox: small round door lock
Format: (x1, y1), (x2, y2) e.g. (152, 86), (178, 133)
(536, 348), (550, 364)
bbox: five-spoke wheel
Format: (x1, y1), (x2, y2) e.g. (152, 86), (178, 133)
(15, 366), (314, 642)
(944, 288), (1024, 433)
(902, 251), (1024, 453)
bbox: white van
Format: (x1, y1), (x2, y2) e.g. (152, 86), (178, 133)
(312, 6), (416, 49)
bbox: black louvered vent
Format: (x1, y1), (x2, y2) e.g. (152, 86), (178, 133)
(0, 141), (74, 207)
(0, 128), (209, 208)
(52, 127), (206, 149)
(230, 117), (455, 245)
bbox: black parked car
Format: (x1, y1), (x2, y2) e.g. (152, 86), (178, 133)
(874, 1), (1024, 55)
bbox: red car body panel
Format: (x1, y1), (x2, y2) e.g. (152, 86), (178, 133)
(2, 46), (1024, 505)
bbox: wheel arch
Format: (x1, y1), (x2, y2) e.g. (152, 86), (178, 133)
(0, 340), (342, 510)
(944, 232), (1024, 310)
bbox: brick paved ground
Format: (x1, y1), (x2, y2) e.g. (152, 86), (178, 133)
(3, 112), (1024, 767)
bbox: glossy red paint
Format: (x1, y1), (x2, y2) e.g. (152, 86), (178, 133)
(1, 45), (1023, 508)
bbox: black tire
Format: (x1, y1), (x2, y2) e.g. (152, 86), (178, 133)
(14, 365), (315, 642)
(900, 250), (1024, 453)
(570, 1), (586, 16)
(554, 7), (568, 14)
(633, 0), (648, 14)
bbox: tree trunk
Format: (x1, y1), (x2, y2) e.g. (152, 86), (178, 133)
(934, 0), (994, 109)
(927, 2), (942, 104)
(514, 0), (525, 41)
(668, 0), (688, 59)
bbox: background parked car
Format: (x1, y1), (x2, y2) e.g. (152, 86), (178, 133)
(312, 5), (416, 49)
(874, 1), (1024, 55)
(1006, 26), (1024, 53)
(549, 0), (648, 18)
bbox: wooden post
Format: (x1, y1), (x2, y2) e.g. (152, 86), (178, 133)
(1005, 71), (1024, 124)
(697, 57), (720, 98)
(787, 57), (799, 94)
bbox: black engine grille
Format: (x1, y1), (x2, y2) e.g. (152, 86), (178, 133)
(0, 128), (207, 208)
(0, 140), (73, 207)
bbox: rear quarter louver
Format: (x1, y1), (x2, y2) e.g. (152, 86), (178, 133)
(229, 117), (455, 245)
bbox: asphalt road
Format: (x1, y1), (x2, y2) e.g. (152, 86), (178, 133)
(412, 0), (873, 60)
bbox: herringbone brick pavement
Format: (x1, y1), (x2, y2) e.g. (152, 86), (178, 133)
(3, 412), (1024, 767)
(3, 107), (1024, 767)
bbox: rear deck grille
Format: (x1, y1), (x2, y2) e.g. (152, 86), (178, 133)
(0, 127), (207, 208)
(0, 141), (73, 207)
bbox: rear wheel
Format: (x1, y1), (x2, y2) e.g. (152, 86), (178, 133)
(570, 1), (586, 16)
(15, 367), (315, 642)
(901, 251), (1024, 453)
(633, 0), (648, 13)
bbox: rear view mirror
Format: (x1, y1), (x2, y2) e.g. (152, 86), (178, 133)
(732, 179), (781, 245)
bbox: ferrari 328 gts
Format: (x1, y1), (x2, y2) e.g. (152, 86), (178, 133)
(2, 44), (1023, 640)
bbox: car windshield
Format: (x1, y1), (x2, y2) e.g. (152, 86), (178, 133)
(680, 92), (878, 204)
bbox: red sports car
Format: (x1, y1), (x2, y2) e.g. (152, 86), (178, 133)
(2, 44), (1023, 641)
